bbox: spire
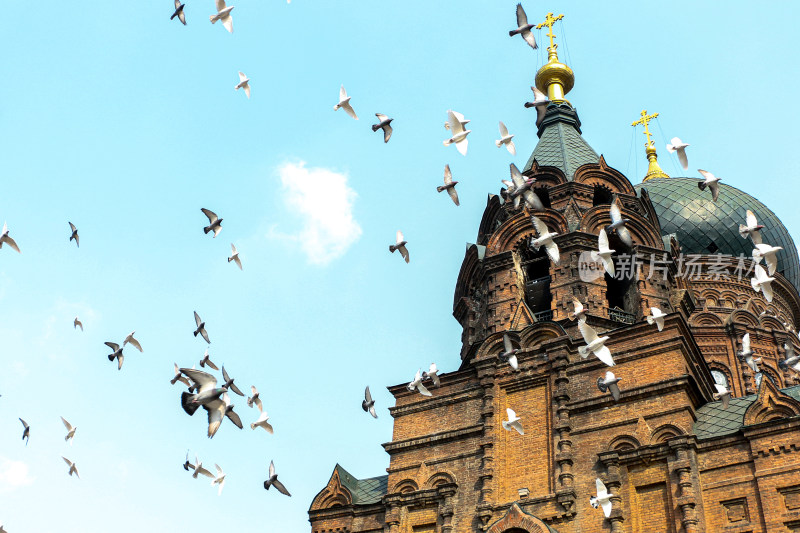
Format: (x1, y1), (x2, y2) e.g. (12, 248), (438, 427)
(631, 110), (670, 181)
(534, 12), (574, 103)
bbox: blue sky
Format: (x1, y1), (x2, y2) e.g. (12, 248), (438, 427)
(0, 1), (798, 531)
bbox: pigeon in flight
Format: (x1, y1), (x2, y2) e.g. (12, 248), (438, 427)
(179, 368), (228, 419)
(372, 113), (393, 143)
(608, 199), (633, 248)
(422, 363), (440, 388)
(665, 137), (689, 170)
(68, 222), (79, 247)
(502, 407), (524, 435)
(247, 386), (262, 410)
(194, 311), (211, 344)
(498, 333), (520, 371)
(570, 297), (586, 321)
(389, 231), (409, 263)
(779, 343), (800, 372)
(362, 386), (377, 418)
(171, 363), (192, 387)
(524, 86), (550, 126)
(508, 163), (543, 210)
(191, 456), (214, 480)
(74, 317), (83, 331)
(251, 410), (274, 433)
(171, 0), (186, 24)
(19, 418), (30, 445)
(751, 264), (774, 303)
(697, 170), (721, 202)
(739, 210), (764, 244)
(62, 457), (80, 479)
(443, 110), (471, 156)
(646, 308), (666, 331)
(495, 121), (516, 155)
(201, 208), (222, 238)
(737, 333), (761, 373)
(263, 461), (291, 496)
(123, 331), (143, 352)
(200, 392), (240, 439)
(0, 222), (21, 253)
(228, 243), (242, 270)
(407, 369), (432, 397)
(211, 464), (226, 495)
(235, 71), (251, 98)
(209, 0), (233, 32)
(61, 417), (77, 445)
(221, 366), (245, 397)
(105, 342), (124, 370)
(509, 3), (537, 49)
(596, 371), (622, 401)
(578, 321), (615, 366)
(591, 229), (615, 277)
(530, 215), (559, 264)
(183, 450), (193, 471)
(333, 85), (358, 120)
(199, 348), (218, 370)
(590, 478), (614, 518)
(752, 243), (782, 275)
(437, 164), (460, 206)
(713, 383), (731, 409)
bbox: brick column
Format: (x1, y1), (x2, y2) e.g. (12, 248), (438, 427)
(437, 484), (457, 533)
(599, 452), (625, 533)
(669, 438), (702, 533)
(553, 351), (576, 513)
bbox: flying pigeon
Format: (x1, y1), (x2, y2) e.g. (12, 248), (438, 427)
(752, 243), (782, 275)
(570, 297), (586, 321)
(199, 392), (240, 439)
(61, 417), (77, 445)
(211, 464), (226, 496)
(646, 308), (666, 331)
(524, 86), (550, 126)
(194, 311), (210, 344)
(502, 407), (524, 435)
(362, 386), (377, 418)
(779, 342), (800, 372)
(578, 320), (615, 366)
(235, 71), (250, 98)
(737, 333), (761, 373)
(608, 198), (633, 248)
(74, 317), (83, 331)
(407, 369), (432, 397)
(508, 3), (537, 49)
(247, 386), (262, 410)
(105, 342), (124, 370)
(251, 410), (274, 433)
(751, 264), (774, 303)
(68, 222), (79, 247)
(227, 243), (242, 270)
(697, 169), (721, 202)
(123, 331), (142, 352)
(590, 478), (614, 518)
(62, 457), (80, 479)
(171, 0), (186, 24)
(171, 363), (192, 387)
(179, 367), (228, 420)
(183, 450), (193, 471)
(437, 164), (460, 206)
(19, 418), (30, 445)
(495, 121), (516, 155)
(498, 333), (520, 371)
(372, 113), (393, 143)
(389, 231), (409, 263)
(209, 0), (233, 32)
(201, 208), (222, 238)
(443, 110), (471, 156)
(591, 229), (615, 277)
(530, 215), (559, 264)
(596, 371), (622, 401)
(508, 163), (543, 210)
(422, 363), (440, 387)
(221, 366), (245, 396)
(333, 85), (358, 120)
(665, 137), (689, 170)
(713, 383), (731, 409)
(191, 456), (214, 479)
(263, 460), (291, 496)
(443, 110), (470, 131)
(0, 222), (21, 253)
(739, 210), (764, 244)
(199, 348), (218, 370)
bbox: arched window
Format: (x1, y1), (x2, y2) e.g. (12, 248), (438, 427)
(711, 370), (728, 388)
(519, 242), (552, 319)
(592, 184), (614, 206)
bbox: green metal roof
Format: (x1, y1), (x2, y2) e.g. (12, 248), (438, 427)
(334, 464), (387, 505)
(524, 103), (599, 179)
(693, 384), (800, 440)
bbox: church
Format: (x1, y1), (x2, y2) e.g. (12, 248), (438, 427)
(308, 13), (800, 533)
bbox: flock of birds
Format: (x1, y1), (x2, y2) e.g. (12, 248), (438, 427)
(1, 2), (797, 530)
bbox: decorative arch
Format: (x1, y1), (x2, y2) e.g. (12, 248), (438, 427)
(476, 330), (519, 363)
(392, 479), (419, 494)
(760, 316), (785, 331)
(728, 309), (760, 328)
(478, 194), (505, 246)
(689, 312), (724, 326)
(651, 424), (685, 444)
(487, 503), (553, 533)
(519, 321), (568, 348)
(309, 466), (353, 511)
(743, 376), (800, 425)
(527, 160), (568, 188)
(573, 156), (637, 196)
(486, 210), (568, 254)
(453, 243), (485, 309)
(579, 205), (662, 249)
(708, 362), (733, 390)
(608, 434), (641, 452)
(425, 472), (457, 490)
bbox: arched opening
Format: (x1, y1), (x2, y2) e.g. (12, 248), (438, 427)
(605, 265), (637, 323)
(519, 244), (552, 320)
(533, 187), (551, 209)
(711, 369), (729, 389)
(592, 184), (614, 206)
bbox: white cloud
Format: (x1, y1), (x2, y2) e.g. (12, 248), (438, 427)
(272, 161), (362, 265)
(0, 457), (34, 493)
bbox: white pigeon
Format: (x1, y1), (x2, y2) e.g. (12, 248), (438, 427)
(74, 316), (83, 331)
(407, 369), (432, 397)
(578, 320), (615, 367)
(738, 333), (761, 373)
(502, 407), (524, 435)
(646, 308), (666, 331)
(751, 264), (774, 303)
(508, 3), (537, 49)
(530, 215), (559, 264)
(596, 371), (622, 402)
(211, 464), (226, 496)
(192, 456), (214, 479)
(228, 243), (242, 270)
(443, 110), (470, 131)
(509, 163), (543, 210)
(697, 169), (721, 202)
(422, 363), (440, 387)
(498, 333), (520, 371)
(591, 229), (615, 277)
(251, 410), (274, 433)
(235, 72), (250, 98)
(739, 210), (764, 244)
(570, 297), (586, 321)
(61, 417), (77, 445)
(443, 110), (471, 156)
(524, 86), (550, 126)
(752, 243), (782, 275)
(333, 85), (358, 120)
(437, 164), (460, 206)
(171, 363), (192, 387)
(372, 113), (393, 143)
(590, 478), (614, 518)
(209, 0), (234, 32)
(62, 457), (80, 479)
(665, 137), (690, 170)
(389, 230), (409, 263)
(495, 121), (516, 155)
(609, 199), (633, 248)
(123, 331), (143, 352)
(0, 222), (21, 253)
(713, 383), (731, 409)
(779, 343), (800, 372)
(247, 385), (263, 410)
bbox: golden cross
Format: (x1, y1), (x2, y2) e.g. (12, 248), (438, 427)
(536, 12), (564, 50)
(631, 110), (659, 147)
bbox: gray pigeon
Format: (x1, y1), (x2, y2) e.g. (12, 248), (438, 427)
(105, 341), (124, 370)
(179, 368), (228, 418)
(68, 222), (79, 247)
(436, 164), (459, 206)
(697, 170), (721, 202)
(62, 457), (80, 478)
(608, 198), (633, 248)
(247, 386), (262, 410)
(221, 365), (245, 396)
(596, 371), (622, 401)
(737, 333), (761, 373)
(498, 333), (520, 371)
(193, 311), (210, 344)
(199, 348), (218, 370)
(263, 460), (291, 496)
(779, 342), (800, 372)
(362, 386), (377, 418)
(201, 208), (222, 237)
(509, 3), (537, 49)
(171, 0), (186, 24)
(372, 114), (393, 143)
(19, 418), (30, 445)
(389, 231), (409, 263)
(200, 392), (243, 438)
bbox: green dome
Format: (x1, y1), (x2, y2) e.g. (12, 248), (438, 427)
(635, 177), (800, 291)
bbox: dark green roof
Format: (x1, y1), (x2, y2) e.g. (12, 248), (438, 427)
(334, 464), (387, 505)
(636, 177), (800, 290)
(524, 103), (599, 179)
(693, 384), (800, 439)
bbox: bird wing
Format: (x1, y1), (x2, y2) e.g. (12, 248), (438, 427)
(499, 121), (509, 137)
(596, 478), (608, 498)
(544, 240), (559, 264)
(506, 139), (516, 156)
(510, 420), (524, 435)
(522, 189), (543, 210)
(742, 333), (750, 353)
(455, 137), (469, 156)
(61, 417), (73, 431)
(269, 460), (276, 478)
(443, 164), (452, 185)
(341, 102), (358, 120)
(178, 10), (186, 24)
(382, 123), (393, 143)
(609, 200), (622, 224)
(448, 186), (460, 206)
(127, 337), (143, 352)
(601, 500), (613, 518)
(200, 328), (211, 344)
(509, 163), (525, 189)
(238, 71), (247, 83)
(697, 169), (714, 181)
(746, 210), (758, 228)
(416, 381), (432, 397)
(225, 408), (243, 429)
(508, 354), (518, 370)
(714, 383), (727, 395)
(105, 341), (120, 351)
(69, 222), (77, 232)
(272, 478), (292, 497)
(721, 392), (730, 409)
(62, 456), (73, 468)
(398, 244), (409, 263)
(375, 113), (388, 122)
(515, 3), (528, 27)
(254, 396), (263, 412)
(200, 208), (218, 224)
(503, 333), (513, 353)
(709, 181), (720, 202)
(677, 148), (688, 170)
(506, 407), (517, 420)
(222, 365), (231, 383)
(180, 368), (217, 392)
(446, 110), (464, 134)
(339, 85), (347, 101)
(194, 311), (202, 327)
(521, 29), (537, 49)
(365, 386), (373, 404)
(244, 84), (250, 98)
(205, 400), (226, 438)
(233, 255), (242, 270)
(578, 320), (599, 344)
(20, 418), (28, 429)
(530, 215), (548, 236)
(396, 230), (404, 244)
(593, 345), (615, 367)
(608, 382), (621, 402)
(175, 0), (181, 8)
(215, 0), (226, 11)
(572, 298), (584, 315)
(598, 228), (610, 253)
(196, 464), (215, 478)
